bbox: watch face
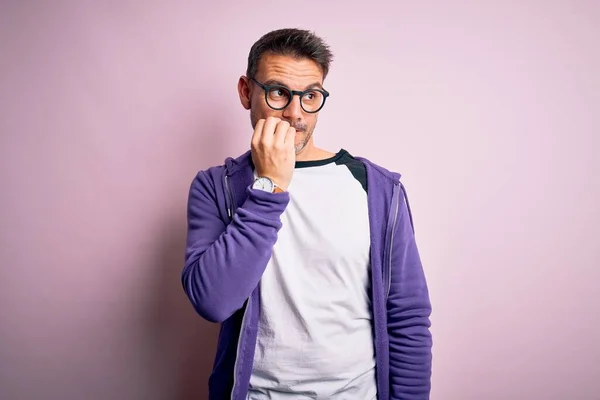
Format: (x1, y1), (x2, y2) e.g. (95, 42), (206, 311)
(253, 177), (274, 192)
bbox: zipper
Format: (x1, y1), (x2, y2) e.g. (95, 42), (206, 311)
(384, 183), (401, 300)
(230, 296), (251, 399)
(224, 175), (235, 219)
(225, 171), (248, 399)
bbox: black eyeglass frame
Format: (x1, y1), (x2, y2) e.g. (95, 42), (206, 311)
(249, 77), (330, 113)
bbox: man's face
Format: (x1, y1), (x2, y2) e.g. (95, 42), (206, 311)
(240, 53), (325, 155)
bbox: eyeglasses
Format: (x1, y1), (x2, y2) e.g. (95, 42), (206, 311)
(249, 77), (330, 113)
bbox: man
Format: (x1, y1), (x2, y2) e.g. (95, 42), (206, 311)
(182, 28), (432, 400)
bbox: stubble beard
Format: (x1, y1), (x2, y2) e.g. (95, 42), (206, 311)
(294, 128), (313, 154)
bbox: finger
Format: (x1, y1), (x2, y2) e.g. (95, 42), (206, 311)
(285, 127), (296, 148)
(274, 121), (291, 147)
(261, 117), (281, 145)
(252, 119), (266, 147)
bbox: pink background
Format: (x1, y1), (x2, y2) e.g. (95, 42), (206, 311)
(1, 1), (599, 399)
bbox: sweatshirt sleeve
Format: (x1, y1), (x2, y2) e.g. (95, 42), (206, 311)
(388, 185), (433, 399)
(181, 170), (289, 323)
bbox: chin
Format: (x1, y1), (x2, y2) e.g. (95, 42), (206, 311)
(295, 142), (308, 154)
(295, 130), (313, 153)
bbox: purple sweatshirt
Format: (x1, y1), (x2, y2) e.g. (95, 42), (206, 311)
(182, 150), (432, 400)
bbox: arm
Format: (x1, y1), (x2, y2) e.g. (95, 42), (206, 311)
(181, 170), (289, 323)
(388, 186), (433, 399)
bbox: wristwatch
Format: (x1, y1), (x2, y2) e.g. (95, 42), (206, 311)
(252, 176), (284, 193)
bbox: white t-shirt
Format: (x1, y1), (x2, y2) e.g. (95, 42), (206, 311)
(247, 149), (377, 400)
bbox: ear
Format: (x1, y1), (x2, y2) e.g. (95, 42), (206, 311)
(238, 76), (251, 110)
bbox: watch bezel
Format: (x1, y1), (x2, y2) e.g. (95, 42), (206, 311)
(252, 176), (276, 193)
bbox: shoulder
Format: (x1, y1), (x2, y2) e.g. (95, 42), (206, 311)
(190, 150), (252, 186)
(345, 149), (402, 184)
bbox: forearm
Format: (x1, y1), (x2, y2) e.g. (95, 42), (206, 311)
(388, 295), (432, 399)
(182, 174), (289, 322)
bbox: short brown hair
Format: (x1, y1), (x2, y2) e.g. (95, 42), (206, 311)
(246, 28), (334, 80)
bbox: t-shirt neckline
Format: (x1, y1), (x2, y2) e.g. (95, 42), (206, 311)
(295, 149), (348, 169)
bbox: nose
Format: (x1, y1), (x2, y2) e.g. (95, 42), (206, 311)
(282, 94), (303, 121)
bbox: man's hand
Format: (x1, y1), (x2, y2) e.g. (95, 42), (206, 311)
(251, 117), (296, 191)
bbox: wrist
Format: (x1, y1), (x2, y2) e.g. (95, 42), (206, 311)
(253, 176), (286, 193)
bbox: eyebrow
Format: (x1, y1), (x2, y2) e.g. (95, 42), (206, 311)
(263, 79), (324, 91)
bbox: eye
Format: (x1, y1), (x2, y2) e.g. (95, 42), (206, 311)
(303, 91), (322, 102)
(269, 87), (289, 99)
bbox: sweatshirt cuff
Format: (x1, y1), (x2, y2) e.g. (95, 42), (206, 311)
(243, 185), (290, 220)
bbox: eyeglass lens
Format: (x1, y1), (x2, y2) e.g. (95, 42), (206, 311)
(266, 87), (324, 112)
